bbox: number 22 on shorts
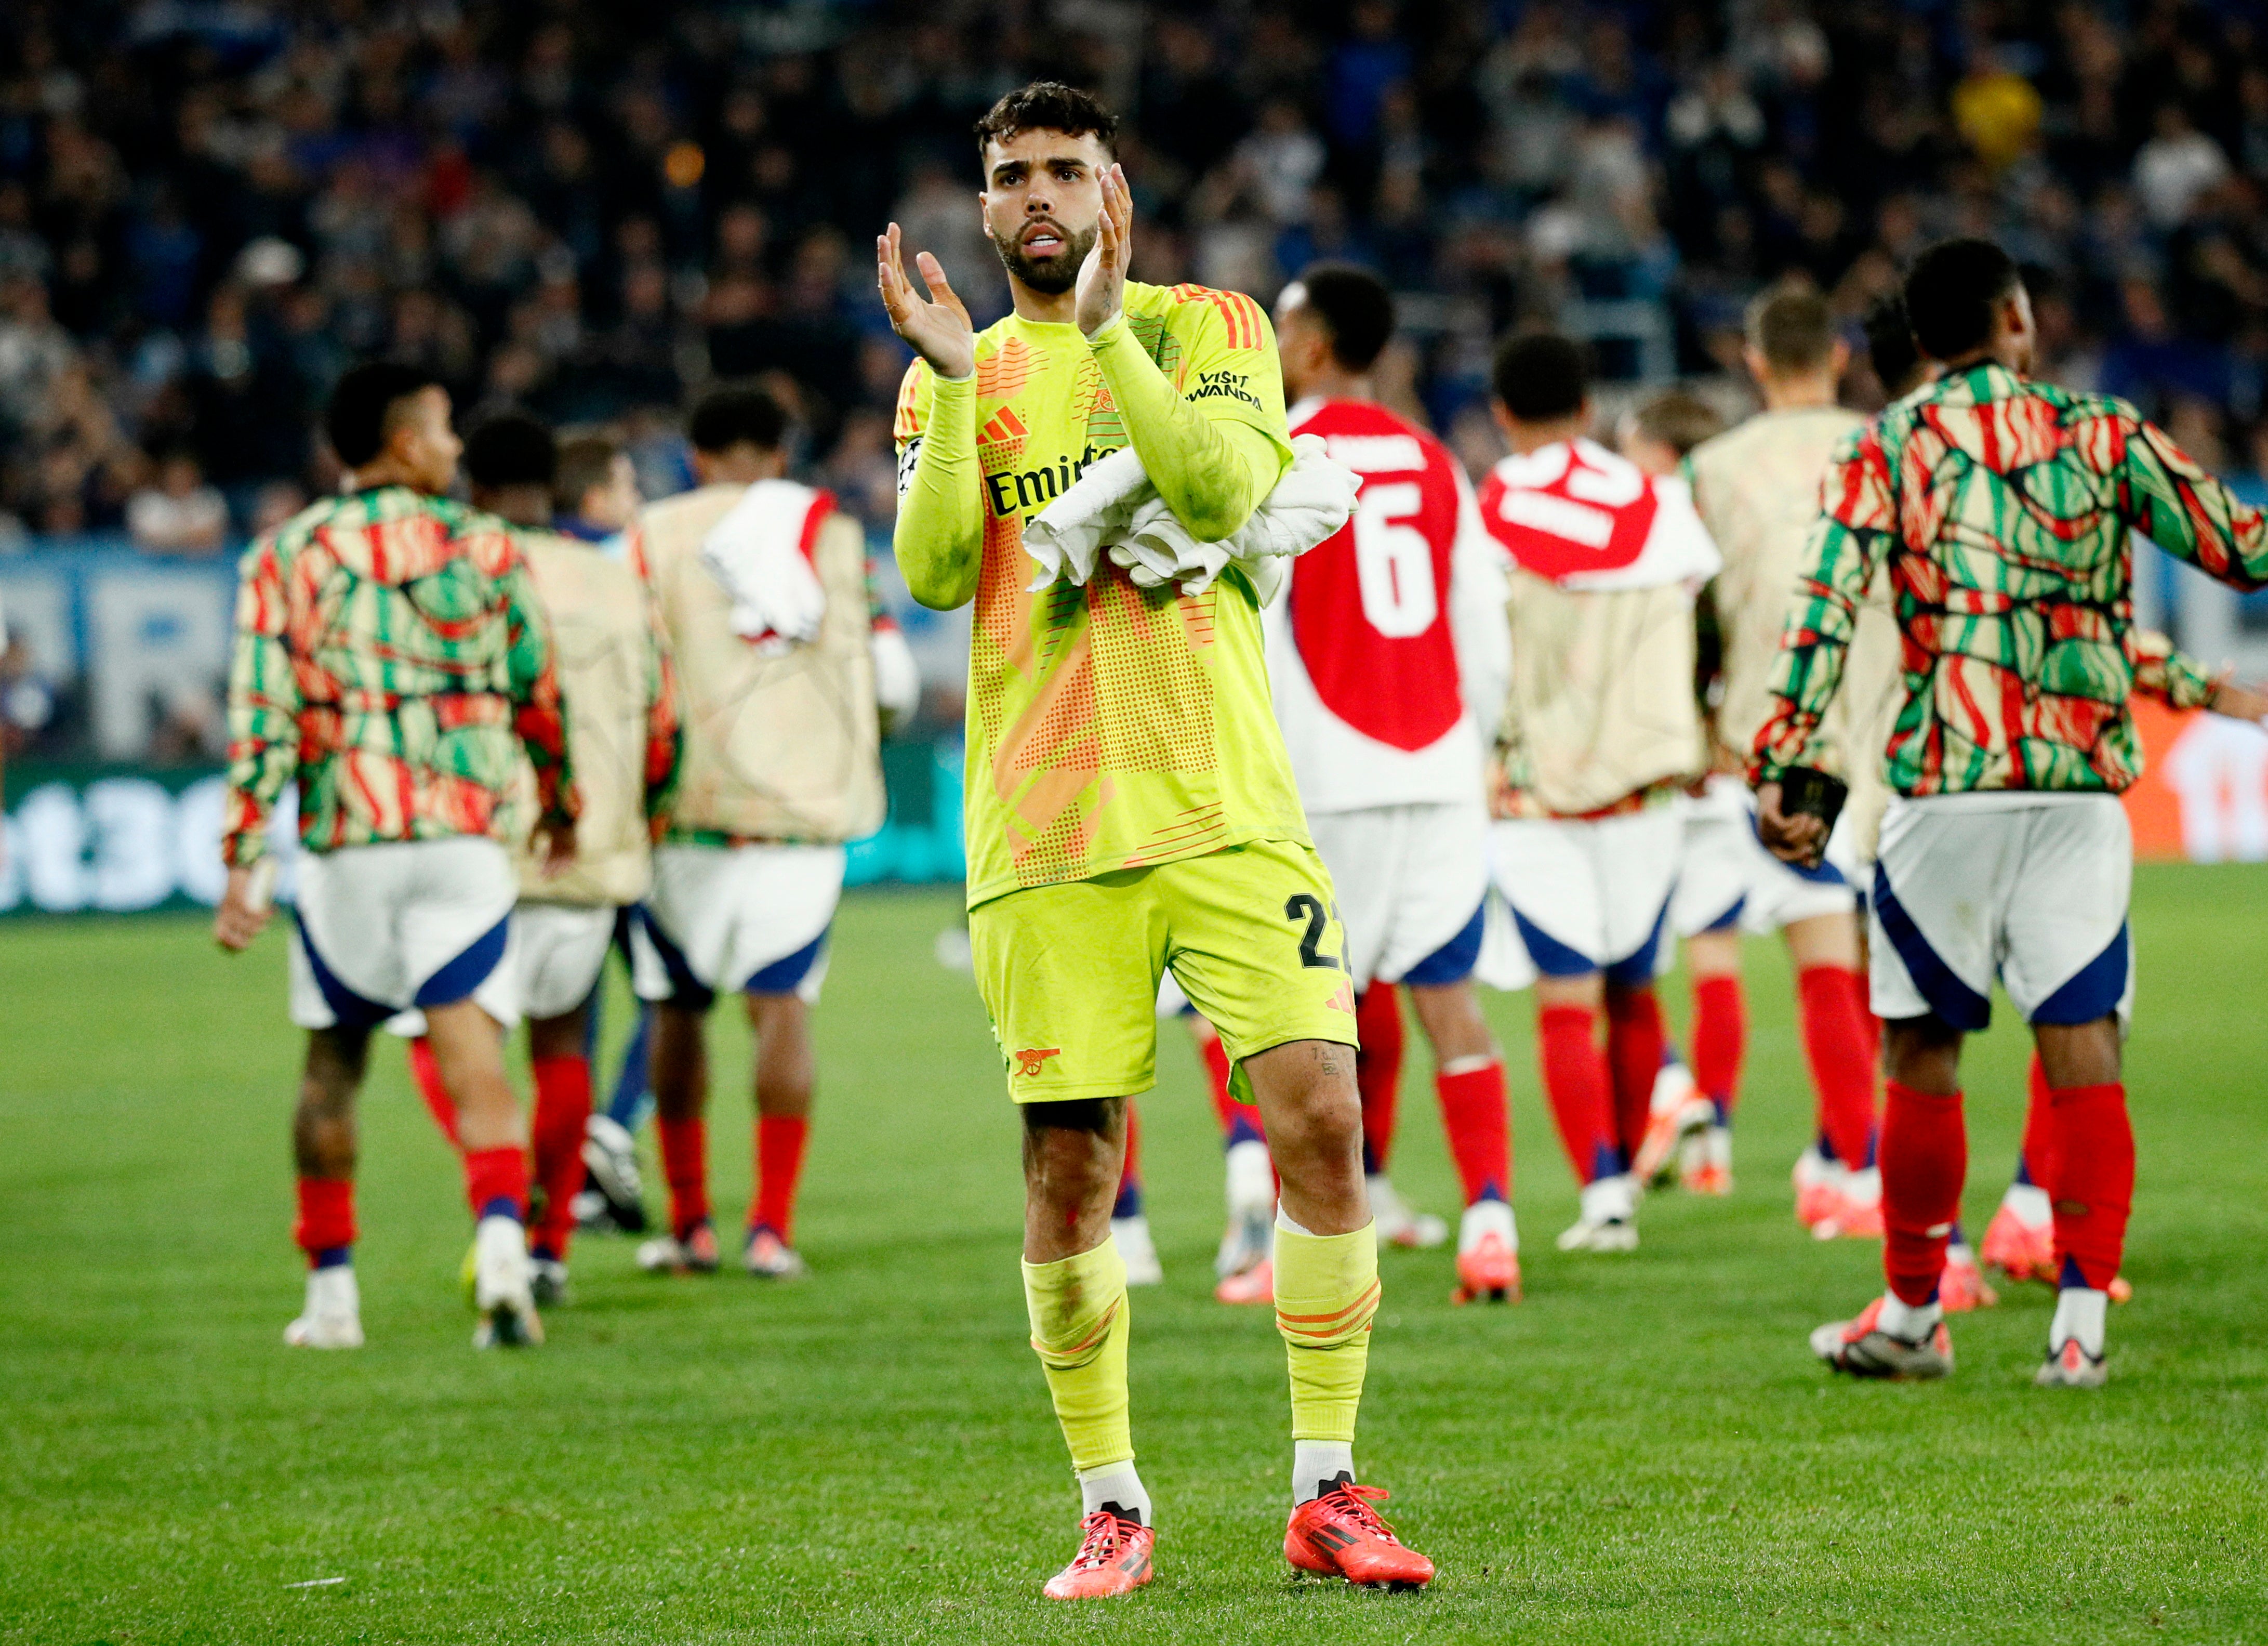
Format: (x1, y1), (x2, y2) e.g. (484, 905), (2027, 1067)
(1284, 893), (1348, 972)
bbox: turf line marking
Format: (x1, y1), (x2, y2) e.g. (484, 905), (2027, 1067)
(285, 1577), (348, 1588)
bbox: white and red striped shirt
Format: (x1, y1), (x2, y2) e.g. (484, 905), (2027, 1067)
(1265, 397), (1510, 813)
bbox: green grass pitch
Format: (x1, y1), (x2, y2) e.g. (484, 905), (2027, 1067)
(3, 865), (2265, 1643)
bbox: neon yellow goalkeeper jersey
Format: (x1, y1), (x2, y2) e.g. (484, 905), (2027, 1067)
(894, 282), (1309, 908)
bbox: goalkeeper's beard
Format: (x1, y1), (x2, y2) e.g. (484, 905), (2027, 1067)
(991, 220), (1098, 295)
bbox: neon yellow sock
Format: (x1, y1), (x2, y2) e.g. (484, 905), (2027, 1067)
(1274, 1220), (1380, 1443)
(1022, 1237), (1134, 1473)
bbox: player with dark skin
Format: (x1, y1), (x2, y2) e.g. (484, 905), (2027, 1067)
(1756, 282), (2268, 1103)
(213, 385), (575, 1187)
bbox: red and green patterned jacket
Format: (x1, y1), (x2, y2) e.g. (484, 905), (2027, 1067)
(1752, 363), (2268, 796)
(222, 485), (577, 866)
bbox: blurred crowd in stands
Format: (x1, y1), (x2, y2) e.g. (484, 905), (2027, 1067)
(3, 0), (2268, 559)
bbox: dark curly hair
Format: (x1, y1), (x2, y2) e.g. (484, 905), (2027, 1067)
(974, 81), (1119, 162)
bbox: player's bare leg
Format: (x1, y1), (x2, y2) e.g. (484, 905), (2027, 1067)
(525, 1003), (592, 1302)
(744, 992), (813, 1277)
(427, 998), (542, 1347)
(641, 1002), (720, 1271)
(1191, 1013), (1275, 1298)
(284, 1026), (367, 1348)
(1022, 1097), (1155, 1598)
(1245, 1039), (1433, 1589)
(1407, 982), (1519, 1301)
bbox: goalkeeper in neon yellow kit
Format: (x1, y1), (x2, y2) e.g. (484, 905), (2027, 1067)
(878, 82), (1435, 1599)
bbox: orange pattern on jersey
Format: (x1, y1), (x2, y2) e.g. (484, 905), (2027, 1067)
(1087, 575), (1218, 774)
(1168, 284), (1261, 351)
(892, 366), (925, 443)
(978, 336), (1038, 402)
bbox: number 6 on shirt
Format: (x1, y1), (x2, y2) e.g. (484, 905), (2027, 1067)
(1350, 481), (1438, 639)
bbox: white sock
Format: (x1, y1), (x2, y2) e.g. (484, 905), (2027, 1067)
(1579, 1174), (1634, 1226)
(1878, 1291), (1942, 1341)
(1293, 1440), (1355, 1505)
(1458, 1196), (1517, 1253)
(1276, 1207), (1317, 1237)
(2005, 1181), (2052, 1227)
(1077, 1460), (1151, 1526)
(2050, 1287), (2108, 1359)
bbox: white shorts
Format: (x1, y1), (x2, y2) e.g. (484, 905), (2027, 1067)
(513, 902), (617, 1021)
(1490, 805), (1681, 982)
(1308, 801), (1489, 991)
(289, 838), (520, 1032)
(1869, 793), (2133, 1030)
(632, 842), (844, 1008)
(1671, 776), (1859, 940)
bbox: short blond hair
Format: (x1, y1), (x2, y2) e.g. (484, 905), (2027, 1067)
(1744, 283), (1839, 374)
(1628, 390), (1726, 460)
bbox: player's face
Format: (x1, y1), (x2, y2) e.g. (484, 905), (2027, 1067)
(393, 386), (461, 495)
(980, 130), (1109, 296)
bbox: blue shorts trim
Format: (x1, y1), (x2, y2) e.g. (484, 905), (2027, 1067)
(413, 914), (510, 1008)
(296, 916), (393, 1031)
(1872, 866), (1992, 1031)
(1603, 897), (1673, 989)
(1402, 903), (1486, 987)
(1753, 819), (1849, 885)
(2031, 922), (2129, 1025)
(746, 930), (827, 996)
(1509, 906), (1595, 979)
(1696, 894), (1745, 934)
(637, 907), (715, 1013)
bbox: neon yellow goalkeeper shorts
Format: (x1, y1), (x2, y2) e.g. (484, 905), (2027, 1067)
(969, 837), (1359, 1103)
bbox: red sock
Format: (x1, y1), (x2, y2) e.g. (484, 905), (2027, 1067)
(1878, 1079), (1966, 1306)
(1436, 1058), (1510, 1204)
(2019, 1052), (2055, 1191)
(1355, 984), (1404, 1174)
(407, 1037), (460, 1149)
(1537, 1003), (1619, 1183)
(1798, 965), (1879, 1168)
(656, 1114), (710, 1239)
(2045, 1081), (2132, 1290)
(1201, 1032), (1265, 1145)
(528, 1054), (592, 1260)
(1690, 974), (1745, 1117)
(1856, 975), (1882, 1074)
(462, 1145), (528, 1223)
(752, 1114), (811, 1243)
(1605, 989), (1666, 1162)
(294, 1176), (355, 1262)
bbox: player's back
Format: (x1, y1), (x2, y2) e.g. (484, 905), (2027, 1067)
(236, 483), (545, 851)
(511, 527), (664, 904)
(633, 482), (881, 845)
(1686, 405), (1863, 762)
(1271, 398), (1478, 813)
(1477, 438), (1718, 817)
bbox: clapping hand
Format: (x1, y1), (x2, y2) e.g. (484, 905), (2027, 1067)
(876, 223), (976, 381)
(1076, 163), (1131, 338)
